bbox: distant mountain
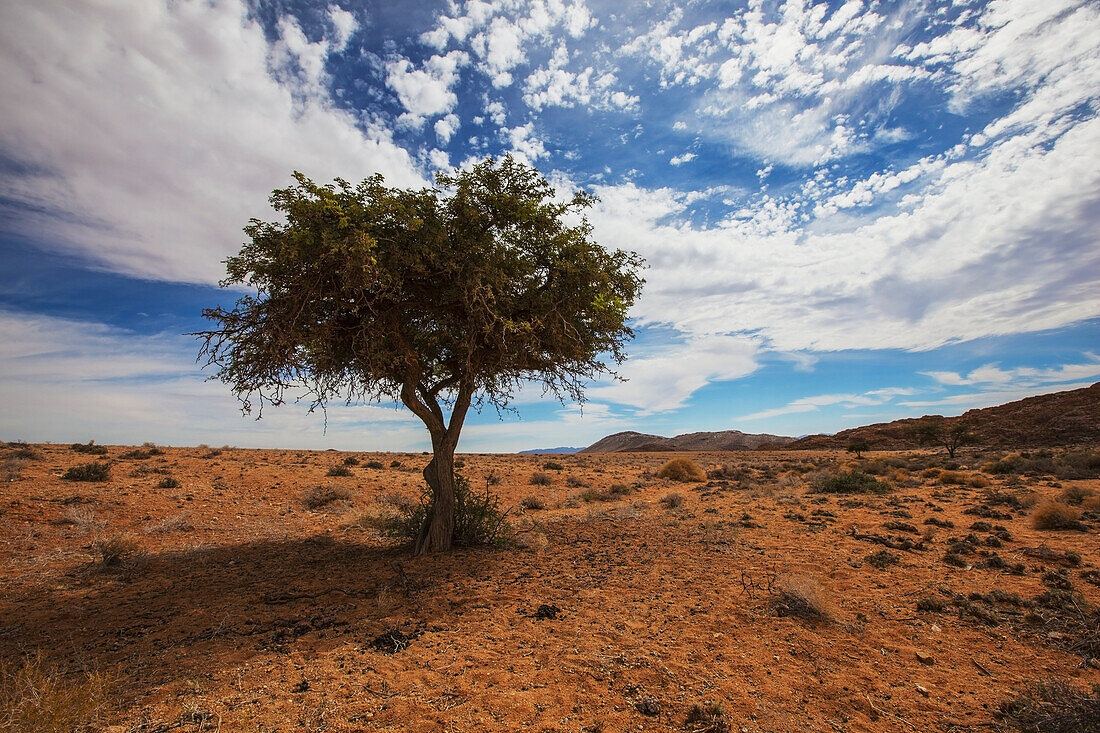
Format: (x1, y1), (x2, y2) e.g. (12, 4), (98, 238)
(787, 382), (1100, 450)
(582, 429), (795, 453)
(519, 446), (582, 455)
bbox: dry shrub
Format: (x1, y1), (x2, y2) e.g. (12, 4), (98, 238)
(0, 652), (114, 732)
(520, 495), (546, 510)
(565, 475), (589, 488)
(921, 468), (941, 479)
(303, 485), (353, 510)
(326, 465), (353, 477)
(1060, 485), (1097, 506)
(968, 474), (991, 488)
(999, 679), (1100, 733)
(91, 533), (143, 568)
(1083, 494), (1100, 512)
(1032, 501), (1085, 531)
(774, 574), (835, 622)
(660, 492), (685, 509)
(143, 512), (193, 534)
(62, 462), (110, 482)
(529, 471), (552, 486)
(514, 530), (549, 552)
(579, 488), (615, 502)
(684, 700), (730, 733)
(58, 505), (98, 533)
(657, 458), (706, 483)
(938, 470), (965, 485)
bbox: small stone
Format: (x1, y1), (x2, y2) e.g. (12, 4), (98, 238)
(916, 651), (935, 665)
(930, 623), (941, 633)
(1048, 631), (1065, 640)
(916, 684), (930, 697)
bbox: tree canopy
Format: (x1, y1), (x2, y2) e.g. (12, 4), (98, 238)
(197, 156), (644, 553)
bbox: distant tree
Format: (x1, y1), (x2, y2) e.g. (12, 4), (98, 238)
(197, 156), (645, 554)
(910, 419), (974, 459)
(846, 440), (870, 459)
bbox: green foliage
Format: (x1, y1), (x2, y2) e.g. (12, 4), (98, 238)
(846, 440), (870, 458)
(379, 473), (511, 548)
(197, 155), (644, 418)
(62, 463), (110, 482)
(811, 470), (891, 495)
(910, 419), (974, 458)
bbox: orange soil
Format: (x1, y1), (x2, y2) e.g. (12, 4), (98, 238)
(1, 444), (1098, 732)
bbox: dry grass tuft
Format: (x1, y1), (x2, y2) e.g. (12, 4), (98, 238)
(91, 533), (143, 568)
(999, 679), (1100, 733)
(659, 492), (686, 509)
(302, 485), (353, 510)
(657, 458), (706, 483)
(0, 653), (114, 732)
(1032, 501), (1086, 531)
(774, 574), (835, 622)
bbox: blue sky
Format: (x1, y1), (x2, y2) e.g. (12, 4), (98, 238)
(1, 0), (1099, 451)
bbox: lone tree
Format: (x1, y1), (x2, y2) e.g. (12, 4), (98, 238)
(910, 418), (974, 459)
(197, 157), (644, 554)
(846, 440), (870, 459)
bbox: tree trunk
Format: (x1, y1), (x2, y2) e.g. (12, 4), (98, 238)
(413, 440), (457, 555)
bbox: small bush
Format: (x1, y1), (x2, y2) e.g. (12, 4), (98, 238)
(657, 458), (706, 483)
(92, 533), (142, 567)
(660, 492), (685, 509)
(377, 473), (511, 548)
(520, 495), (546, 510)
(143, 513), (193, 534)
(565, 475), (588, 488)
(811, 471), (890, 495)
(609, 483), (632, 495)
(938, 470), (965, 485)
(389, 459), (403, 468)
(70, 441), (108, 455)
(774, 574), (834, 622)
(1060, 486), (1097, 506)
(62, 463), (110, 482)
(529, 472), (552, 486)
(343, 456), (360, 466)
(684, 700), (730, 733)
(865, 550), (900, 569)
(364, 460), (385, 469)
(155, 477), (181, 489)
(999, 679), (1100, 733)
(1032, 501), (1086, 531)
(327, 465), (353, 477)
(542, 460), (564, 471)
(0, 652), (114, 732)
(579, 488), (614, 502)
(968, 474), (991, 488)
(119, 449), (151, 460)
(303, 485), (353, 510)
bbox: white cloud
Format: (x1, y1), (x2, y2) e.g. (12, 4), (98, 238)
(0, 311), (425, 450)
(386, 50), (470, 122)
(434, 113), (461, 144)
(669, 152), (696, 166)
(0, 0), (423, 285)
(923, 355), (1100, 389)
(506, 123), (548, 163)
(587, 334), (760, 414)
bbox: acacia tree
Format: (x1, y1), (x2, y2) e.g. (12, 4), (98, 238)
(911, 419), (975, 458)
(197, 156), (644, 554)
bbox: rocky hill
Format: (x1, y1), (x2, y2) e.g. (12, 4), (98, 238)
(582, 429), (795, 453)
(787, 382), (1100, 450)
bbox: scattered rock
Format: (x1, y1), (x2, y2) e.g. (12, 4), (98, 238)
(635, 696), (661, 716)
(915, 650), (935, 665)
(916, 684), (930, 697)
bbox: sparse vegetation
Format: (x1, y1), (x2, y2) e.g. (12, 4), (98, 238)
(303, 485), (353, 510)
(327, 465), (353, 477)
(811, 470), (890, 495)
(657, 458), (706, 483)
(846, 440), (869, 459)
(70, 441), (108, 455)
(660, 492), (685, 509)
(0, 652), (114, 732)
(520, 495), (546, 510)
(529, 472), (552, 486)
(92, 533), (143, 568)
(374, 473), (511, 548)
(1032, 501), (1086, 531)
(542, 460), (564, 471)
(999, 679), (1100, 733)
(773, 574), (834, 622)
(155, 477), (181, 489)
(62, 462), (111, 482)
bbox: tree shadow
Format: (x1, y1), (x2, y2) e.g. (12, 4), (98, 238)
(0, 534), (501, 702)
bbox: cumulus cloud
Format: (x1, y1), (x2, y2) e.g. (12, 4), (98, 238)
(386, 50), (470, 123)
(0, 0), (423, 285)
(587, 334), (760, 414)
(0, 311), (424, 449)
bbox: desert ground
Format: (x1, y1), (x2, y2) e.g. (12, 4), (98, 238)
(1, 441), (1098, 732)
